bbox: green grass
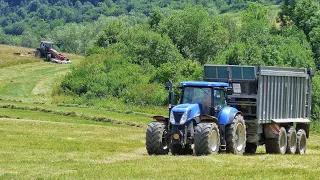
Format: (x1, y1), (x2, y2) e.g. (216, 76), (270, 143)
(1, 116), (320, 179)
(0, 57), (82, 103)
(0, 118), (145, 179)
(0, 100), (151, 126)
(0, 45), (38, 67)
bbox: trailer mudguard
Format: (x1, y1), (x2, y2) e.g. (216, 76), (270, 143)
(218, 106), (241, 125)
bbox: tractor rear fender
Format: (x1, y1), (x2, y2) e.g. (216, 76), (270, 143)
(152, 116), (168, 122)
(218, 106), (242, 125)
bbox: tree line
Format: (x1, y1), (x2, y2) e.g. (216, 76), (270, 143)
(0, 0), (281, 49)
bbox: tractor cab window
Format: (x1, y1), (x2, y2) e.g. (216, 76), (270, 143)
(182, 87), (212, 107)
(40, 43), (53, 50)
(213, 89), (226, 107)
(45, 43), (53, 49)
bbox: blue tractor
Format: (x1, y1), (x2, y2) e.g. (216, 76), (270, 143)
(146, 81), (246, 155)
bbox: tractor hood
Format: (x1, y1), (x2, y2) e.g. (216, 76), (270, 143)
(170, 104), (201, 125)
(49, 48), (57, 53)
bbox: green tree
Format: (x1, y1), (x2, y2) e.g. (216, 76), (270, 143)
(95, 20), (124, 48)
(310, 25), (320, 63)
(148, 10), (162, 30)
(114, 25), (183, 67)
(160, 7), (229, 64)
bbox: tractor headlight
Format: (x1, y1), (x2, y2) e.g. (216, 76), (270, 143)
(169, 111), (175, 124)
(180, 112), (187, 125)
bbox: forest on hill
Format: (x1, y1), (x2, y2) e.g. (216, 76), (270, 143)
(1, 0), (282, 50)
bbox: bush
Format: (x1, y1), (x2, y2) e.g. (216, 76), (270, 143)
(123, 83), (167, 106)
(114, 26), (183, 67)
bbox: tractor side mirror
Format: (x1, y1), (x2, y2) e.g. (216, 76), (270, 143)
(226, 87), (233, 95)
(56, 42), (62, 48)
(165, 81), (174, 112)
(165, 81), (172, 90)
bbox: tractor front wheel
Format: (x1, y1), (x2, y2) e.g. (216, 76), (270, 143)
(146, 121), (169, 155)
(194, 122), (220, 156)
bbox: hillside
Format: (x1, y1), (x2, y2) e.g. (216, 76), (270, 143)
(0, 0), (281, 54)
(1, 45), (320, 179)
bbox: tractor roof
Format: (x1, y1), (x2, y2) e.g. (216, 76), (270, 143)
(180, 81), (229, 87)
(41, 41), (55, 44)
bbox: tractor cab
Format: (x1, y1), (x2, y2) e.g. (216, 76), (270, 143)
(147, 80), (245, 156)
(180, 82), (229, 116)
(169, 81), (230, 126)
(40, 41), (55, 52)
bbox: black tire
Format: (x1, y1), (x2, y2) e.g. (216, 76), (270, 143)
(146, 121), (169, 155)
(296, 129), (307, 155)
(265, 127), (287, 154)
(245, 143), (257, 154)
(225, 114), (246, 155)
(194, 122), (220, 156)
(35, 50), (41, 58)
(286, 127), (297, 154)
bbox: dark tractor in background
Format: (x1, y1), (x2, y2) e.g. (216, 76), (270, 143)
(35, 41), (71, 64)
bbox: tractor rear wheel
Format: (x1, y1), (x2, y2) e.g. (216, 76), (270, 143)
(296, 129), (307, 154)
(265, 127), (287, 154)
(194, 122), (220, 156)
(225, 114), (246, 155)
(286, 127), (297, 154)
(146, 121), (169, 155)
(35, 50), (41, 58)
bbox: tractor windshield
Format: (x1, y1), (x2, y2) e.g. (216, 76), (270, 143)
(45, 43), (54, 49)
(182, 87), (226, 109)
(182, 87), (212, 107)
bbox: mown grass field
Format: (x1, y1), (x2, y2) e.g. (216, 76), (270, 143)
(1, 44), (320, 179)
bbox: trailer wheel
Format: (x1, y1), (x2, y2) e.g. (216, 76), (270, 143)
(225, 115), (246, 155)
(146, 121), (169, 155)
(245, 143), (257, 154)
(296, 129), (307, 155)
(265, 127), (287, 154)
(286, 127), (297, 154)
(194, 122), (220, 156)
